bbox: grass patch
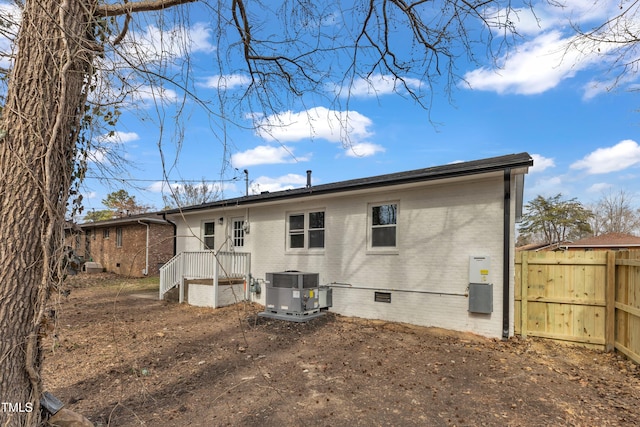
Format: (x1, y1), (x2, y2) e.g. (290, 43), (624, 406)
(64, 273), (159, 292)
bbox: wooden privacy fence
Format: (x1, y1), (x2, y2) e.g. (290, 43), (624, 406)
(515, 250), (640, 363)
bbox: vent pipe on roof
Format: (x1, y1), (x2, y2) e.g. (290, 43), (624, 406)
(306, 170), (312, 188)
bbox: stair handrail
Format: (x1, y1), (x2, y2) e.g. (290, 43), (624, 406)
(159, 252), (183, 300)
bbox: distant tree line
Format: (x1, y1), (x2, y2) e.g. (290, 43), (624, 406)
(84, 180), (220, 223)
(83, 189), (152, 222)
(517, 190), (640, 246)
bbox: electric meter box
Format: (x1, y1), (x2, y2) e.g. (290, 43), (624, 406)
(469, 256), (490, 284)
(468, 256), (493, 314)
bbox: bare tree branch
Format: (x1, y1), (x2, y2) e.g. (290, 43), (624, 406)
(96, 0), (199, 17)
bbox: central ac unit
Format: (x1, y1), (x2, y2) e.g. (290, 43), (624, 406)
(259, 271), (323, 322)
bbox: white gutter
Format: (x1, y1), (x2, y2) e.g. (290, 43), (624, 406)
(138, 220), (150, 276)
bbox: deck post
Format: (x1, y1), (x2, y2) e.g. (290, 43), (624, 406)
(245, 253), (251, 301)
(213, 252), (219, 308)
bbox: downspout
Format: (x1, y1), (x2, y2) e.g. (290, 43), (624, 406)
(162, 213), (178, 256)
(502, 168), (511, 339)
(138, 220), (150, 276)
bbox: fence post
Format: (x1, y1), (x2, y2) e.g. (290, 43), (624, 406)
(521, 251), (528, 339)
(605, 250), (616, 352)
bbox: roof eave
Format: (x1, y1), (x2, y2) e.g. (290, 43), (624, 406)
(79, 217), (169, 228)
(163, 152), (533, 215)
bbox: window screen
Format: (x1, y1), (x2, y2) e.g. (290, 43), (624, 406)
(371, 204), (397, 247)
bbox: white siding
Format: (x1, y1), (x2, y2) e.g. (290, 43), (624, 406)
(171, 174), (516, 338)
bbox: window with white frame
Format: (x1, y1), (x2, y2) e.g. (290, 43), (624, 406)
(308, 211), (325, 248)
(287, 210), (325, 250)
(203, 221), (215, 250)
(370, 203), (397, 248)
(232, 218), (245, 247)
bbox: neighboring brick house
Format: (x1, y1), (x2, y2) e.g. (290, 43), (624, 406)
(560, 232), (640, 251)
(67, 214), (175, 277)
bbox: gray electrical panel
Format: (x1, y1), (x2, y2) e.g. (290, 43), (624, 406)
(468, 256), (493, 314)
(469, 283), (493, 314)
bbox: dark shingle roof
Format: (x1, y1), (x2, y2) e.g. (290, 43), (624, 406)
(78, 212), (169, 228)
(163, 152), (533, 214)
(563, 233), (640, 248)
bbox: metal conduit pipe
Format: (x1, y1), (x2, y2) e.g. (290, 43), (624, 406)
(327, 283), (468, 297)
(137, 220), (150, 276)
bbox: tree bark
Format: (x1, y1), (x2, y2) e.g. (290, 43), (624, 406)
(0, 1), (96, 426)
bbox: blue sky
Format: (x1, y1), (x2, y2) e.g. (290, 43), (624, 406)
(4, 1), (639, 215)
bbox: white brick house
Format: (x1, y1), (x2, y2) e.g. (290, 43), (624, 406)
(161, 153), (533, 338)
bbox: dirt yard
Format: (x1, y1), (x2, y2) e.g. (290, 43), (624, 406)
(42, 273), (640, 426)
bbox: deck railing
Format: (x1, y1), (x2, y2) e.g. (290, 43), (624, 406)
(159, 251), (251, 301)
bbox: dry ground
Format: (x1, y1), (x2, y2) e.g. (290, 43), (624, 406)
(42, 273), (640, 426)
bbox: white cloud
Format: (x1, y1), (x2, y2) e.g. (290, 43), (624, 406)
(248, 106), (384, 161)
(465, 0), (627, 96)
(0, 2), (19, 70)
(581, 79), (612, 100)
(97, 131), (140, 144)
(251, 174), (308, 193)
(339, 74), (422, 98)
(200, 74), (252, 90)
(482, 6), (543, 37)
(571, 140), (640, 174)
(88, 131), (139, 164)
(587, 182), (613, 193)
(120, 22), (214, 64)
(133, 85), (179, 104)
(345, 142), (385, 158)
(581, 71), (639, 100)
(463, 31), (590, 95)
(231, 145), (309, 168)
(256, 106), (373, 145)
(147, 181), (167, 193)
(486, 1), (617, 37)
(187, 23), (216, 53)
(86, 22), (212, 108)
(529, 154), (555, 173)
(526, 175), (565, 199)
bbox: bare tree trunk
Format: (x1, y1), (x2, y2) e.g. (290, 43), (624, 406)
(0, 1), (96, 425)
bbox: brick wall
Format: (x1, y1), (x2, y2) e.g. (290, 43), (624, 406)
(81, 222), (174, 277)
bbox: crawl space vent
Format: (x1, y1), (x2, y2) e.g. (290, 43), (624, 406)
(374, 291), (391, 303)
